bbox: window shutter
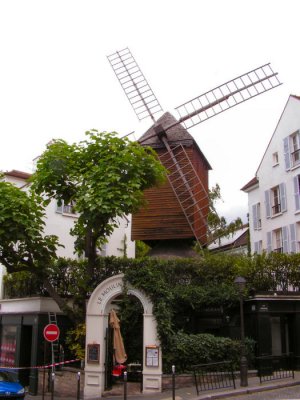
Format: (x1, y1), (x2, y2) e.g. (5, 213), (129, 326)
(254, 241), (259, 253)
(267, 231), (272, 253)
(283, 136), (291, 170)
(265, 190), (271, 218)
(290, 223), (297, 253)
(282, 226), (289, 253)
(294, 176), (300, 211)
(280, 183), (287, 212)
(252, 204), (258, 230)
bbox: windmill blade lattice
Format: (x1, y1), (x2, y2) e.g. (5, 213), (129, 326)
(174, 63), (282, 130)
(107, 48), (163, 122)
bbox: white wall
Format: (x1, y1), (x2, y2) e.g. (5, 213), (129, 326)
(246, 96), (300, 253)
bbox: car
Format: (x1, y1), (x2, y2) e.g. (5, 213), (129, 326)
(0, 369), (25, 399)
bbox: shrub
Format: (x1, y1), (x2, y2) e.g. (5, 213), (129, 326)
(163, 331), (255, 373)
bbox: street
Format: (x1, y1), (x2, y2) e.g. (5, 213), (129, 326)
(227, 386), (300, 400)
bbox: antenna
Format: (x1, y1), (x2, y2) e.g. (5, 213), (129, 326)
(107, 48), (163, 122)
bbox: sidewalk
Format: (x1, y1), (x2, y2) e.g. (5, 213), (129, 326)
(26, 371), (300, 400)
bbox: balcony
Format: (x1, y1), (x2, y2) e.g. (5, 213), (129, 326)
(272, 203), (281, 215)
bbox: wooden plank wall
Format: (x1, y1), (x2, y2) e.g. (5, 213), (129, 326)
(132, 144), (209, 243)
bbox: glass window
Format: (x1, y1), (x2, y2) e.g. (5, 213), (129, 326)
(0, 326), (17, 367)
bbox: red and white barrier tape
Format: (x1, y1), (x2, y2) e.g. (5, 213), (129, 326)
(0, 358), (81, 370)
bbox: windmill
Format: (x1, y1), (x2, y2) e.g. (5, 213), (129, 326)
(107, 48), (281, 252)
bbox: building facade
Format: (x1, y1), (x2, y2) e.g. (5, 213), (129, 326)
(242, 95), (300, 254)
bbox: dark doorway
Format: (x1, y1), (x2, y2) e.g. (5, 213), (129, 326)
(19, 326), (32, 386)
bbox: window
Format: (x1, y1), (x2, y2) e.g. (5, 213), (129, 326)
(272, 186), (281, 215)
(284, 130), (300, 170)
(56, 201), (76, 215)
(267, 226), (289, 253)
(252, 203), (261, 230)
(291, 133), (300, 166)
(265, 183), (287, 218)
(274, 229), (283, 253)
(272, 152), (279, 166)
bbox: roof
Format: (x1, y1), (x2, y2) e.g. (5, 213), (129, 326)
(3, 170), (32, 180)
(241, 176), (259, 192)
(208, 226), (249, 252)
(291, 95), (300, 101)
(138, 112), (212, 170)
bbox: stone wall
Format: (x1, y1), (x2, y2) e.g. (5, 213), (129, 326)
(37, 368), (194, 397)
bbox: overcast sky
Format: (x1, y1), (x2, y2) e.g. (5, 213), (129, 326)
(0, 0), (299, 222)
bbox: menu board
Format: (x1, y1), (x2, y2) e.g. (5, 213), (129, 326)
(145, 346), (159, 367)
(87, 344), (100, 363)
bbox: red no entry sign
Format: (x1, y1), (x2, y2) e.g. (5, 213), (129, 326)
(43, 324), (60, 342)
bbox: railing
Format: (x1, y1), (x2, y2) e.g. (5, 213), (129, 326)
(191, 361), (236, 394)
(256, 354), (294, 383)
(272, 203), (281, 215)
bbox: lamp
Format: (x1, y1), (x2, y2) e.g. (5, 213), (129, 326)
(234, 276), (248, 387)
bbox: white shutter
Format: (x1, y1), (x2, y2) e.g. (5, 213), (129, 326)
(294, 176), (300, 211)
(290, 224), (297, 253)
(258, 240), (262, 254)
(252, 204), (258, 230)
(283, 136), (291, 170)
(265, 190), (271, 218)
(254, 241), (259, 253)
(267, 231), (272, 253)
(280, 183), (287, 212)
(282, 226), (289, 253)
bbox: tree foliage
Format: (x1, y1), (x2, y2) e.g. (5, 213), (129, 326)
(0, 131), (166, 322)
(30, 131), (166, 266)
(0, 179), (59, 275)
(207, 184), (244, 245)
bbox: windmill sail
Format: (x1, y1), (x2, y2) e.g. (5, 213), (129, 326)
(174, 63), (281, 130)
(107, 48), (163, 122)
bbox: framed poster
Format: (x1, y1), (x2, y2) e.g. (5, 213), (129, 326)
(87, 344), (100, 363)
(145, 346), (159, 367)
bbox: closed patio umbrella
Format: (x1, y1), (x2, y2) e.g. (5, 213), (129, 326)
(109, 309), (127, 365)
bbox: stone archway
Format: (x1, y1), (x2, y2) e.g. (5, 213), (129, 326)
(84, 274), (162, 399)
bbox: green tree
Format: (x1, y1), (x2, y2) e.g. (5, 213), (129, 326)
(29, 130), (166, 317)
(0, 131), (165, 322)
(0, 179), (72, 313)
(207, 184), (244, 245)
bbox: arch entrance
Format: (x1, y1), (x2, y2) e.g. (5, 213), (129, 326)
(84, 274), (162, 399)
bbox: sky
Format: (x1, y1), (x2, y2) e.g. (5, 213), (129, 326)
(0, 0), (299, 223)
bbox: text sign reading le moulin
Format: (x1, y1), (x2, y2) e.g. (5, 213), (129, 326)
(43, 324), (60, 342)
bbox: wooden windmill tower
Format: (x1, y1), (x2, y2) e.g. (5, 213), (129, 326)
(107, 48), (281, 252)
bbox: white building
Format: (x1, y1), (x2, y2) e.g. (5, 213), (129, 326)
(242, 95), (300, 254)
(2, 169), (135, 261)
